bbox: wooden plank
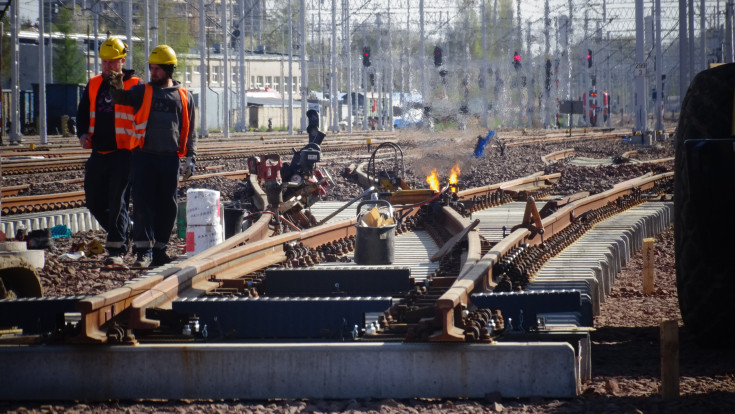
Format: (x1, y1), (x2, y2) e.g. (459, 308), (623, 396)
(430, 219), (480, 262)
(642, 238), (655, 294)
(660, 319), (680, 400)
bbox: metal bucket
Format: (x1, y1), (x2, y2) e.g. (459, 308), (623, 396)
(223, 206), (246, 239)
(354, 200), (396, 265)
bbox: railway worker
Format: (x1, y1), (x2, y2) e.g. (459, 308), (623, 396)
(109, 44), (197, 269)
(76, 37), (142, 267)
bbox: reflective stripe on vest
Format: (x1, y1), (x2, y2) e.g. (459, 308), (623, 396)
(88, 74), (140, 149)
(132, 84), (190, 157)
(113, 77), (142, 150)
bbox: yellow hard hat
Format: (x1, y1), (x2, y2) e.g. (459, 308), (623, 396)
(99, 37), (128, 60)
(149, 45), (177, 65)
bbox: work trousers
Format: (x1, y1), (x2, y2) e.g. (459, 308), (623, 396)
(84, 150), (132, 251)
(131, 151), (180, 252)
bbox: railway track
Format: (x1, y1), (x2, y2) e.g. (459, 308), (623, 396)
(0, 164), (673, 400)
(0, 132), (393, 176)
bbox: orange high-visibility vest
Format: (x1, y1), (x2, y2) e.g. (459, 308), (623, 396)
(87, 74), (141, 150)
(132, 84), (190, 157)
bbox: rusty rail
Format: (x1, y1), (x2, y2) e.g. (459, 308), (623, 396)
(542, 149), (575, 164)
(0, 171), (250, 215)
(74, 175), (270, 342)
(456, 172), (561, 200)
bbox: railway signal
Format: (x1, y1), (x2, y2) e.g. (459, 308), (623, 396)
(545, 58), (552, 91)
(512, 51), (521, 70)
(434, 46), (443, 67)
(362, 47), (371, 67)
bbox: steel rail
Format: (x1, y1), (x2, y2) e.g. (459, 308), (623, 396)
(430, 171), (674, 341)
(455, 172), (561, 200)
(0, 171), (251, 215)
(126, 218), (358, 331)
(74, 175), (271, 342)
(1, 190), (87, 214)
(127, 171), (557, 341)
(0, 140), (373, 176)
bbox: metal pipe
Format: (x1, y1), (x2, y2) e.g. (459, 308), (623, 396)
(317, 187), (375, 226)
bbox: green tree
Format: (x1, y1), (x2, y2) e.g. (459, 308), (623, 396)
(1, 14), (10, 89)
(131, 3), (196, 81)
(52, 7), (86, 84)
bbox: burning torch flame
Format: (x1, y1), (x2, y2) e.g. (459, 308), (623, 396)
(426, 168), (440, 191)
(449, 164), (460, 192)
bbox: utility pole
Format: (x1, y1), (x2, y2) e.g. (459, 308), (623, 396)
(516, 0), (523, 127)
(39, 0), (48, 144)
(144, 0), (150, 80)
(344, 0), (352, 133)
(419, 0), (425, 108)
(679, 0), (689, 104)
(49, 2), (53, 84)
(331, 0), (337, 131)
(635, 0), (647, 133)
(288, 0), (294, 135)
(688, 0), (694, 77)
(726, 1), (734, 63)
(93, 0), (99, 74)
(199, 0), (208, 137)
(388, 6), (394, 132)
(542, 0), (550, 128)
(300, 0), (307, 133)
(362, 25), (367, 131)
(239, 0), (247, 132)
(655, 0), (664, 131)
(405, 0), (410, 100)
(376, 13), (383, 130)
(481, 0), (488, 128)
(127, 0), (133, 69)
(700, 0), (705, 70)
(10, 0), (20, 143)
(222, 0), (230, 137)
(152, 0), (159, 46)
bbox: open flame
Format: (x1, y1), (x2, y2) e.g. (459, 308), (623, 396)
(426, 168), (440, 191)
(449, 164), (460, 192)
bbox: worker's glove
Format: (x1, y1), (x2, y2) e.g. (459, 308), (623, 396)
(181, 156), (196, 180)
(109, 71), (124, 89)
(79, 133), (92, 149)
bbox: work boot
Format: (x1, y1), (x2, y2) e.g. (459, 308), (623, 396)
(132, 249), (153, 269)
(104, 255), (125, 267)
(104, 248), (126, 267)
(152, 248), (175, 267)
